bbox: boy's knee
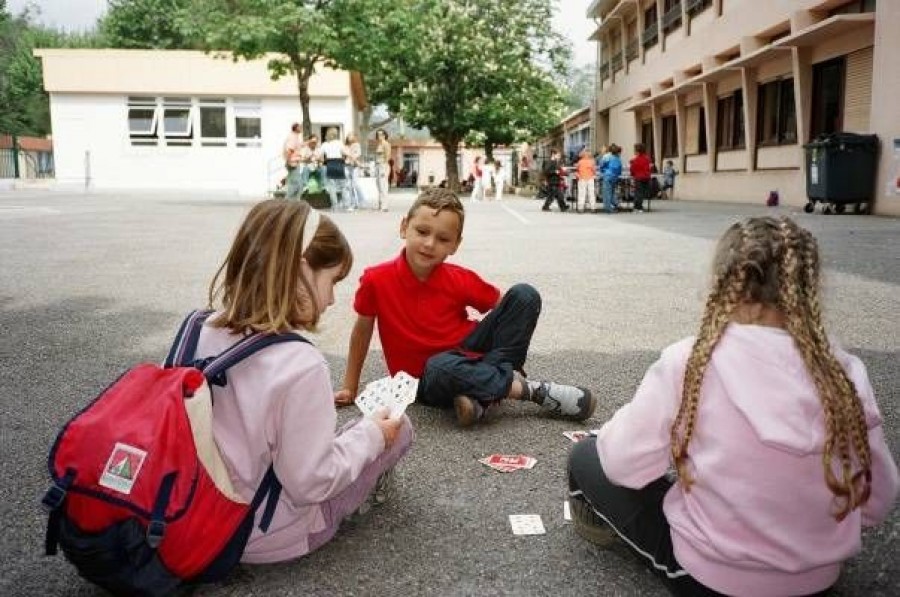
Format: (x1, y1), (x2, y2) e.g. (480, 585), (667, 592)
(505, 283), (541, 309)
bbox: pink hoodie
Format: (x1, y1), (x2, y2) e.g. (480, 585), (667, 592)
(596, 324), (898, 596)
(196, 321), (385, 563)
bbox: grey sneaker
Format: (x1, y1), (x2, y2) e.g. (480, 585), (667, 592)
(373, 468), (395, 505)
(533, 382), (596, 421)
(453, 395), (485, 427)
(569, 496), (618, 547)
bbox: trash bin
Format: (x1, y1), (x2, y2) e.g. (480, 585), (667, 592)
(804, 132), (878, 214)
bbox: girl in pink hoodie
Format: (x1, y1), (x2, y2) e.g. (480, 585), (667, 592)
(196, 200), (413, 564)
(568, 216), (898, 596)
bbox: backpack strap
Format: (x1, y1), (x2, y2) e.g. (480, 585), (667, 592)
(200, 332), (309, 387)
(164, 309), (214, 368)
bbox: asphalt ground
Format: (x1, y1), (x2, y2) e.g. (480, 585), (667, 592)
(1, 189), (897, 596)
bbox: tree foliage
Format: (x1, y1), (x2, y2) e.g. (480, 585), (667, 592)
(0, 2), (103, 136)
(178, 0), (347, 138)
(335, 0), (570, 187)
(100, 0), (202, 49)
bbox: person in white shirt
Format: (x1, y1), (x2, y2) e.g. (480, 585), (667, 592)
(493, 160), (506, 201)
(320, 128), (350, 211)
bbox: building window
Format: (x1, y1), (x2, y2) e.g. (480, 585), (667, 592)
(641, 121), (655, 162)
(716, 89), (745, 150)
(757, 78), (797, 146)
(662, 0), (682, 34)
(698, 106), (707, 154)
(161, 97), (192, 146)
(198, 99), (227, 147)
(829, 0), (876, 16)
(685, 0), (712, 17)
(810, 57), (845, 140)
(402, 152), (419, 179)
(661, 115), (678, 158)
(642, 6), (658, 49)
(127, 97), (159, 146)
(233, 102), (262, 148)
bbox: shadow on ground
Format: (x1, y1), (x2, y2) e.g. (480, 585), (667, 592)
(1, 294), (896, 596)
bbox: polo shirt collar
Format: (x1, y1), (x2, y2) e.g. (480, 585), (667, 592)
(394, 249), (444, 289)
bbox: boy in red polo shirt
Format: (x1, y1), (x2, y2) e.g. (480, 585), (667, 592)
(335, 187), (596, 427)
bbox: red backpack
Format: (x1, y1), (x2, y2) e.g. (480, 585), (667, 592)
(42, 310), (308, 596)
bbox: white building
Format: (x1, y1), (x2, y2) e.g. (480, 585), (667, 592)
(34, 49), (366, 196)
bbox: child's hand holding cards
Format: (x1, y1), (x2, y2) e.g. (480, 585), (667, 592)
(354, 372), (419, 418)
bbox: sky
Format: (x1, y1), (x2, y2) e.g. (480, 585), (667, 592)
(8, 0), (598, 66)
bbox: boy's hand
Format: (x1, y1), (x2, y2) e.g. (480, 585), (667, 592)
(334, 388), (356, 407)
(372, 409), (404, 450)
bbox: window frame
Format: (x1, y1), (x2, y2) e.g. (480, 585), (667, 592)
(233, 101), (263, 148)
(716, 89), (745, 151)
(756, 77), (797, 147)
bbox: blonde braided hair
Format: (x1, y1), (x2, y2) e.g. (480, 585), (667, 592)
(671, 216), (871, 519)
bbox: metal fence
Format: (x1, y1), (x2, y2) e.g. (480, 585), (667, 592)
(0, 143), (55, 180)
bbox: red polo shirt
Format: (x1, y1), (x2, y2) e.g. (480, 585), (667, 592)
(354, 250), (501, 377)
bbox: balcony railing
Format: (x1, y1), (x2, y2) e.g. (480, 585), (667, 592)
(610, 52), (623, 71)
(625, 39), (639, 61)
(599, 62), (610, 80)
(641, 22), (659, 48)
(662, 3), (683, 32)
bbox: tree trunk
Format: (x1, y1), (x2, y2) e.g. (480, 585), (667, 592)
(359, 105), (373, 159)
(483, 140), (494, 161)
(440, 137), (461, 193)
(292, 56), (315, 139)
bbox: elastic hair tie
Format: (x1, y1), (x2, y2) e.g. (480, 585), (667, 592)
(301, 208), (321, 255)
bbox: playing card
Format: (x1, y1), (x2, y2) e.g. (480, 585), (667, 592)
(563, 430), (591, 443)
(478, 454), (537, 473)
(563, 500), (572, 522)
(509, 514), (545, 536)
(354, 373), (419, 418)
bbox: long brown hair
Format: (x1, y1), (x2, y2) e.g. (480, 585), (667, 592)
(208, 200), (353, 333)
(671, 216), (871, 520)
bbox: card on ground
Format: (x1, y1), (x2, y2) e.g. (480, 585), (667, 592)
(478, 454), (537, 473)
(563, 500), (572, 522)
(509, 514), (545, 535)
(563, 430), (591, 443)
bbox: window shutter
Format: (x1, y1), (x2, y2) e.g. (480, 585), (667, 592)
(843, 46), (873, 133)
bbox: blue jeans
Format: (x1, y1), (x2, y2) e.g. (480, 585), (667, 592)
(326, 172), (350, 210)
(347, 166), (366, 209)
(417, 283), (541, 408)
(602, 178), (618, 212)
(285, 167), (304, 199)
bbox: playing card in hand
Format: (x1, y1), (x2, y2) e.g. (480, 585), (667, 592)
(354, 372), (419, 418)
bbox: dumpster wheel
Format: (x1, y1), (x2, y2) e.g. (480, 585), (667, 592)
(854, 202), (869, 215)
(804, 202), (815, 213)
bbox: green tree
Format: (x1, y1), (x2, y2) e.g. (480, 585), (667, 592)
(179, 0), (347, 139)
(100, 0), (201, 49)
(562, 64), (595, 113)
(336, 0), (570, 189)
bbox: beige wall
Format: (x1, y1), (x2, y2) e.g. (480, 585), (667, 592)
(34, 49), (352, 98)
(591, 0), (898, 214)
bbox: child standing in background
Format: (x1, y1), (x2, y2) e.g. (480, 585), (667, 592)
(568, 216), (898, 596)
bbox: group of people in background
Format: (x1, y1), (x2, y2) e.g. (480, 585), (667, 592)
(468, 156), (508, 202)
(282, 123), (391, 212)
(541, 143), (679, 214)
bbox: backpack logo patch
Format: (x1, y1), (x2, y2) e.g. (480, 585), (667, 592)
(99, 443), (147, 495)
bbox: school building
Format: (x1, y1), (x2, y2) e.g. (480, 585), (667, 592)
(33, 49), (366, 196)
(586, 0), (900, 216)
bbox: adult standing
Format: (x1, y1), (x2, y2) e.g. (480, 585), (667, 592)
(575, 149), (596, 213)
(601, 144), (623, 214)
(482, 158), (495, 199)
(321, 128), (350, 211)
(629, 143), (652, 213)
(469, 156), (484, 202)
(541, 149), (567, 212)
(283, 123), (303, 199)
(373, 129), (391, 212)
(345, 132), (366, 210)
(494, 160), (506, 201)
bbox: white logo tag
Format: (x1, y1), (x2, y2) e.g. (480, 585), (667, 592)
(98, 442), (147, 495)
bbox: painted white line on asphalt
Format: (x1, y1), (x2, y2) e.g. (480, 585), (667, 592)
(501, 203), (530, 225)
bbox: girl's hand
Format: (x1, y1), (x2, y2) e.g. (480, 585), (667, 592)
(372, 409), (404, 450)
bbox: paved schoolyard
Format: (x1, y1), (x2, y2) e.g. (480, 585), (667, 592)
(0, 189), (897, 596)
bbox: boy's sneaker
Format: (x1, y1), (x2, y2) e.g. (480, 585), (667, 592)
(569, 496), (618, 547)
(373, 468), (395, 505)
(532, 382), (596, 421)
(453, 395), (485, 427)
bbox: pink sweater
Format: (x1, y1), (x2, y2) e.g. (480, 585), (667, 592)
(196, 321), (385, 563)
(596, 324), (899, 596)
